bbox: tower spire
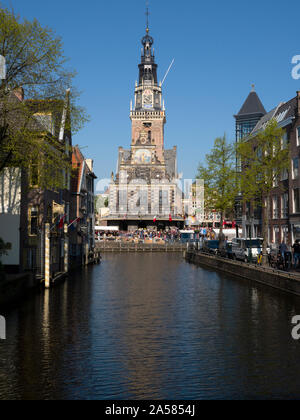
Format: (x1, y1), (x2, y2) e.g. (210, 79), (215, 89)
(139, 0), (156, 85)
(146, 0), (150, 33)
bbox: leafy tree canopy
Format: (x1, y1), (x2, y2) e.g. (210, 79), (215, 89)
(197, 135), (238, 224)
(0, 6), (89, 189)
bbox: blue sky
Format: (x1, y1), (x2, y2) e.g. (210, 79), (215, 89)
(4, 0), (300, 188)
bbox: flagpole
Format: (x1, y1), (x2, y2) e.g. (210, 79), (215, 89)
(50, 214), (60, 231)
(67, 218), (79, 229)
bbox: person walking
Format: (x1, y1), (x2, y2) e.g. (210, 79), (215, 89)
(257, 252), (263, 266)
(285, 242), (292, 271)
(279, 240), (288, 258)
(292, 239), (300, 269)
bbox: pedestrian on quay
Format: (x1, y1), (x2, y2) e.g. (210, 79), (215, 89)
(257, 252), (263, 266)
(285, 243), (293, 271)
(292, 239), (300, 269)
(279, 240), (288, 258)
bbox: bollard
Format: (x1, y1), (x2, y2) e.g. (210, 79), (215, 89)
(64, 224), (69, 273)
(45, 223), (50, 289)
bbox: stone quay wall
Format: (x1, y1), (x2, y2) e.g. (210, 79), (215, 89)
(185, 251), (300, 297)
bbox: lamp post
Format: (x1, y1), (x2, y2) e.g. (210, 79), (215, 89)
(235, 199), (242, 239)
(248, 217), (253, 263)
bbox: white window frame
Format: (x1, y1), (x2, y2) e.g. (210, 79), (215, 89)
(297, 127), (300, 147)
(273, 169), (279, 187)
(293, 188), (300, 213)
(273, 226), (280, 244)
(292, 158), (299, 179)
(281, 225), (289, 242)
(273, 196), (279, 219)
(281, 193), (289, 219)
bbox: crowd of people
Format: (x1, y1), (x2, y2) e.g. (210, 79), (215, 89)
(97, 228), (183, 243)
(272, 239), (300, 271)
(119, 228), (182, 243)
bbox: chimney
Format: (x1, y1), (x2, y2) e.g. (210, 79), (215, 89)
(85, 159), (93, 172)
(297, 91), (300, 116)
(14, 87), (24, 102)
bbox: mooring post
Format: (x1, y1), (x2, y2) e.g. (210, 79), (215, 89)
(64, 223), (69, 273)
(45, 223), (50, 289)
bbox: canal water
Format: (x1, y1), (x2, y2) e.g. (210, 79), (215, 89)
(1, 253), (300, 400)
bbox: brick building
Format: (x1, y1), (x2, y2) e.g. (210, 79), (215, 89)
(20, 91), (73, 278)
(0, 89), (73, 279)
(70, 146), (97, 267)
(241, 91), (300, 247)
(234, 86), (266, 234)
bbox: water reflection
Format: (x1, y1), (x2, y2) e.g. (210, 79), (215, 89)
(0, 253), (300, 400)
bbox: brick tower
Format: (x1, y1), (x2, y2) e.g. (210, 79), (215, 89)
(108, 9), (184, 231)
(130, 23), (166, 163)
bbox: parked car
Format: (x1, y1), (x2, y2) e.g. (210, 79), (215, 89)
(218, 241), (233, 259)
(180, 230), (196, 244)
(203, 240), (219, 255)
(231, 238), (264, 262)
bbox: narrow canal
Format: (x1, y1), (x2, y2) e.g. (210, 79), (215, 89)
(1, 253), (300, 400)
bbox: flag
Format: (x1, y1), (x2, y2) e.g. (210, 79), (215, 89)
(58, 214), (66, 229)
(153, 215), (157, 223)
(68, 218), (80, 231)
(169, 214), (172, 222)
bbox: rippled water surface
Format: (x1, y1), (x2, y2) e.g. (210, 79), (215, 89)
(1, 253), (300, 400)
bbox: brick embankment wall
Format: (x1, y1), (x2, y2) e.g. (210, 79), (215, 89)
(185, 251), (300, 297)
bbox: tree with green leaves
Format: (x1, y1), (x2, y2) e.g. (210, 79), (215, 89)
(237, 119), (290, 260)
(0, 6), (89, 189)
(197, 135), (238, 247)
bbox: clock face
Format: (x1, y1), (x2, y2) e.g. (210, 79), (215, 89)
(134, 149), (152, 164)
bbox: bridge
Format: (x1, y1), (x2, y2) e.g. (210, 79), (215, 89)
(95, 241), (187, 253)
